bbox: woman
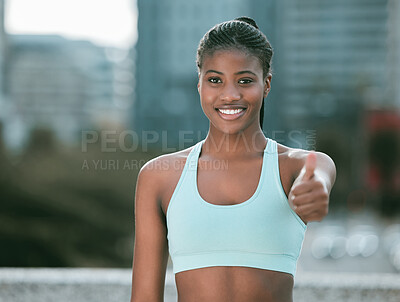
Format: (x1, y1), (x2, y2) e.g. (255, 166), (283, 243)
(130, 17), (336, 302)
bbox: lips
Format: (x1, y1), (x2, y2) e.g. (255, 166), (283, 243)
(216, 107), (246, 120)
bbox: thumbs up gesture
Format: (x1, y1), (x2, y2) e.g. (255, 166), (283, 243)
(288, 151), (330, 224)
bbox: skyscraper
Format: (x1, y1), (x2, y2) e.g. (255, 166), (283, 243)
(5, 35), (121, 147)
(278, 0), (389, 128)
(388, 0), (400, 108)
(0, 0), (6, 98)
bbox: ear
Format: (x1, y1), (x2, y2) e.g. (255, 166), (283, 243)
(197, 74), (201, 92)
(263, 74), (272, 98)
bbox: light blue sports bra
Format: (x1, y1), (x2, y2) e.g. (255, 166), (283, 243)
(166, 138), (307, 276)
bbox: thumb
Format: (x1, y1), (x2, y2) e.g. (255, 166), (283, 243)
(303, 151), (317, 181)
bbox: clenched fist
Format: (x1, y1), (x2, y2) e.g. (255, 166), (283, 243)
(288, 152), (330, 224)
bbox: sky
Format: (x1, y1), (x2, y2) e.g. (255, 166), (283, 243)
(5, 0), (137, 49)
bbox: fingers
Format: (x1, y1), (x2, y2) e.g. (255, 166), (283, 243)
(293, 203), (315, 218)
(291, 185), (328, 207)
(290, 179), (314, 196)
(288, 180), (315, 211)
(290, 183), (329, 223)
(303, 151), (317, 181)
(295, 206), (329, 223)
(291, 191), (314, 207)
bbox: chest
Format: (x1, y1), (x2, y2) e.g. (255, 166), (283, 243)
(161, 154), (294, 215)
(197, 157), (263, 205)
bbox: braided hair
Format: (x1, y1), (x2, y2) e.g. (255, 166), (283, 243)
(196, 17), (273, 130)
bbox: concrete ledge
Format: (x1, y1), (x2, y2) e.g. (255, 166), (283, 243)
(0, 268), (399, 302)
(0, 268), (133, 302)
(294, 272), (400, 302)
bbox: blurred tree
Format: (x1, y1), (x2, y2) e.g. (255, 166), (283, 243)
(366, 110), (400, 217)
(0, 126), (160, 267)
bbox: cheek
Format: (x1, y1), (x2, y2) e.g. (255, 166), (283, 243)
(199, 86), (216, 104)
(248, 86), (265, 104)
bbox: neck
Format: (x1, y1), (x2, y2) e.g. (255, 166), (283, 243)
(202, 127), (267, 158)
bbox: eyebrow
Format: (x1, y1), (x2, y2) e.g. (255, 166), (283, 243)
(205, 70), (257, 76)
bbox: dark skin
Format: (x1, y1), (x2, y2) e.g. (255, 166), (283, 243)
(130, 49), (336, 302)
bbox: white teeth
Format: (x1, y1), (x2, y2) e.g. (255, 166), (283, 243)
(218, 108), (244, 115)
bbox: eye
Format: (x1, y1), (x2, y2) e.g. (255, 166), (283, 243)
(238, 78), (253, 84)
(208, 77), (222, 84)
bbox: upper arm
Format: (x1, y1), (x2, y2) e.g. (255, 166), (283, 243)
(130, 159), (169, 302)
(314, 151), (337, 193)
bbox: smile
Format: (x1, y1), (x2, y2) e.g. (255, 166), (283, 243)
(218, 108), (243, 115)
(216, 108), (246, 120)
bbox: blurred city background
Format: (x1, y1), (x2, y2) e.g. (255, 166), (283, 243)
(0, 0), (399, 275)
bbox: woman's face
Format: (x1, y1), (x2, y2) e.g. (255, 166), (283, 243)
(198, 49), (271, 135)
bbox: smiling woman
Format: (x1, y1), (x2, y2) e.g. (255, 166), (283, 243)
(198, 49), (270, 133)
(130, 17), (336, 302)
(5, 0), (137, 48)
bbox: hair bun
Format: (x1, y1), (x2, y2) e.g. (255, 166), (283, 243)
(234, 16), (259, 29)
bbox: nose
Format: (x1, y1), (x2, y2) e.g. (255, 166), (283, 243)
(220, 82), (241, 102)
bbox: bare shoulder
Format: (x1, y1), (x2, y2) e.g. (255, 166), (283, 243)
(137, 144), (197, 214)
(139, 145), (194, 184)
(276, 142), (335, 180)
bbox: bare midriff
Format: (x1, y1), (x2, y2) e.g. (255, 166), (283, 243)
(174, 266), (294, 302)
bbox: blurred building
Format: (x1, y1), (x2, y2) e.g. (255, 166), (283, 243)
(275, 0), (400, 212)
(134, 0), (257, 148)
(3, 35), (133, 149)
(277, 0), (389, 128)
(388, 0), (400, 107)
(0, 0), (7, 111)
(134, 0), (399, 149)
(0, 0), (8, 154)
